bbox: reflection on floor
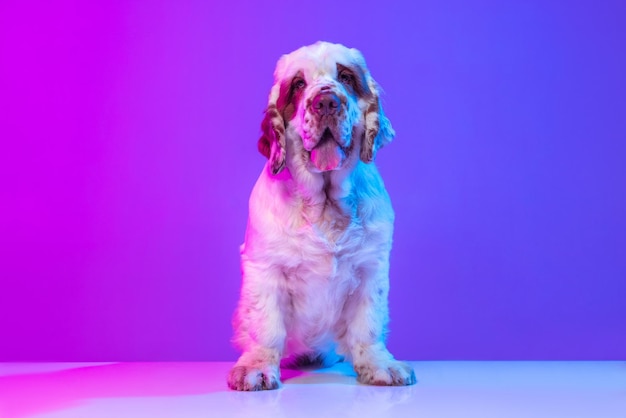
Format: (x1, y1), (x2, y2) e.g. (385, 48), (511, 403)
(0, 361), (624, 418)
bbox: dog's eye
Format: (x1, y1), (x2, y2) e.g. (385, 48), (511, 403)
(339, 71), (355, 85)
(292, 78), (306, 90)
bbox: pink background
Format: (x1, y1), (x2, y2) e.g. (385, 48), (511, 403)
(1, 0), (624, 361)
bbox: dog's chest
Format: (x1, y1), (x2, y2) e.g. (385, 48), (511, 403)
(290, 197), (362, 260)
(281, 245), (359, 349)
(280, 202), (364, 323)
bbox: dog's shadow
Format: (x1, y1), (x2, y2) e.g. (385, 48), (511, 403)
(280, 362), (417, 400)
(280, 361), (358, 385)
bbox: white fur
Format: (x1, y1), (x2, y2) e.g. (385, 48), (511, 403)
(228, 42), (415, 391)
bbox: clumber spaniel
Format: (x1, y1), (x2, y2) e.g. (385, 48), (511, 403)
(228, 41), (415, 390)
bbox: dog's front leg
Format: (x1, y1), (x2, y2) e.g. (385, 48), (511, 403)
(228, 264), (286, 391)
(341, 265), (416, 386)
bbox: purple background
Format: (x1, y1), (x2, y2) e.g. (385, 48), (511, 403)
(1, 0), (624, 361)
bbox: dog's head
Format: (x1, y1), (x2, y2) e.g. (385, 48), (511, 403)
(258, 42), (394, 175)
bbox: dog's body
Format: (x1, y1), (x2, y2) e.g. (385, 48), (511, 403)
(228, 42), (415, 390)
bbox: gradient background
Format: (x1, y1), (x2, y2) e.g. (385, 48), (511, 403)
(1, 0), (624, 362)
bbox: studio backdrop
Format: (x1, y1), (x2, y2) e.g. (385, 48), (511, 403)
(1, 0), (624, 361)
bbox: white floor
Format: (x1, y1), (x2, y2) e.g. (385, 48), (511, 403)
(0, 361), (624, 418)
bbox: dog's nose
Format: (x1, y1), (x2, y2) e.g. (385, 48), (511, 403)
(312, 93), (340, 116)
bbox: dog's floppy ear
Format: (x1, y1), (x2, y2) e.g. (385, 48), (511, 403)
(361, 78), (395, 163)
(258, 82), (286, 175)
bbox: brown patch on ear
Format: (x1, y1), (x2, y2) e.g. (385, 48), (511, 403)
(277, 71), (304, 122)
(360, 91), (394, 164)
(258, 138), (270, 158)
(259, 104), (286, 174)
(283, 102), (296, 122)
(258, 114), (272, 158)
(361, 101), (379, 163)
(275, 78), (292, 113)
(257, 71), (306, 175)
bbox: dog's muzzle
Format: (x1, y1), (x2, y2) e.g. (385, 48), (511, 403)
(306, 87), (349, 172)
(311, 91), (340, 116)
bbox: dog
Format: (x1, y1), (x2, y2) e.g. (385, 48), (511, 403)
(228, 41), (415, 391)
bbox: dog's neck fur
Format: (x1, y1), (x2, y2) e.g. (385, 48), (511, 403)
(279, 127), (364, 229)
(287, 163), (358, 232)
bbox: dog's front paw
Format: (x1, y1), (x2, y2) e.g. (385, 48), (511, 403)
(355, 360), (416, 386)
(227, 364), (280, 391)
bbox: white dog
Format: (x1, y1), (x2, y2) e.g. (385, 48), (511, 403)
(228, 41), (415, 391)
